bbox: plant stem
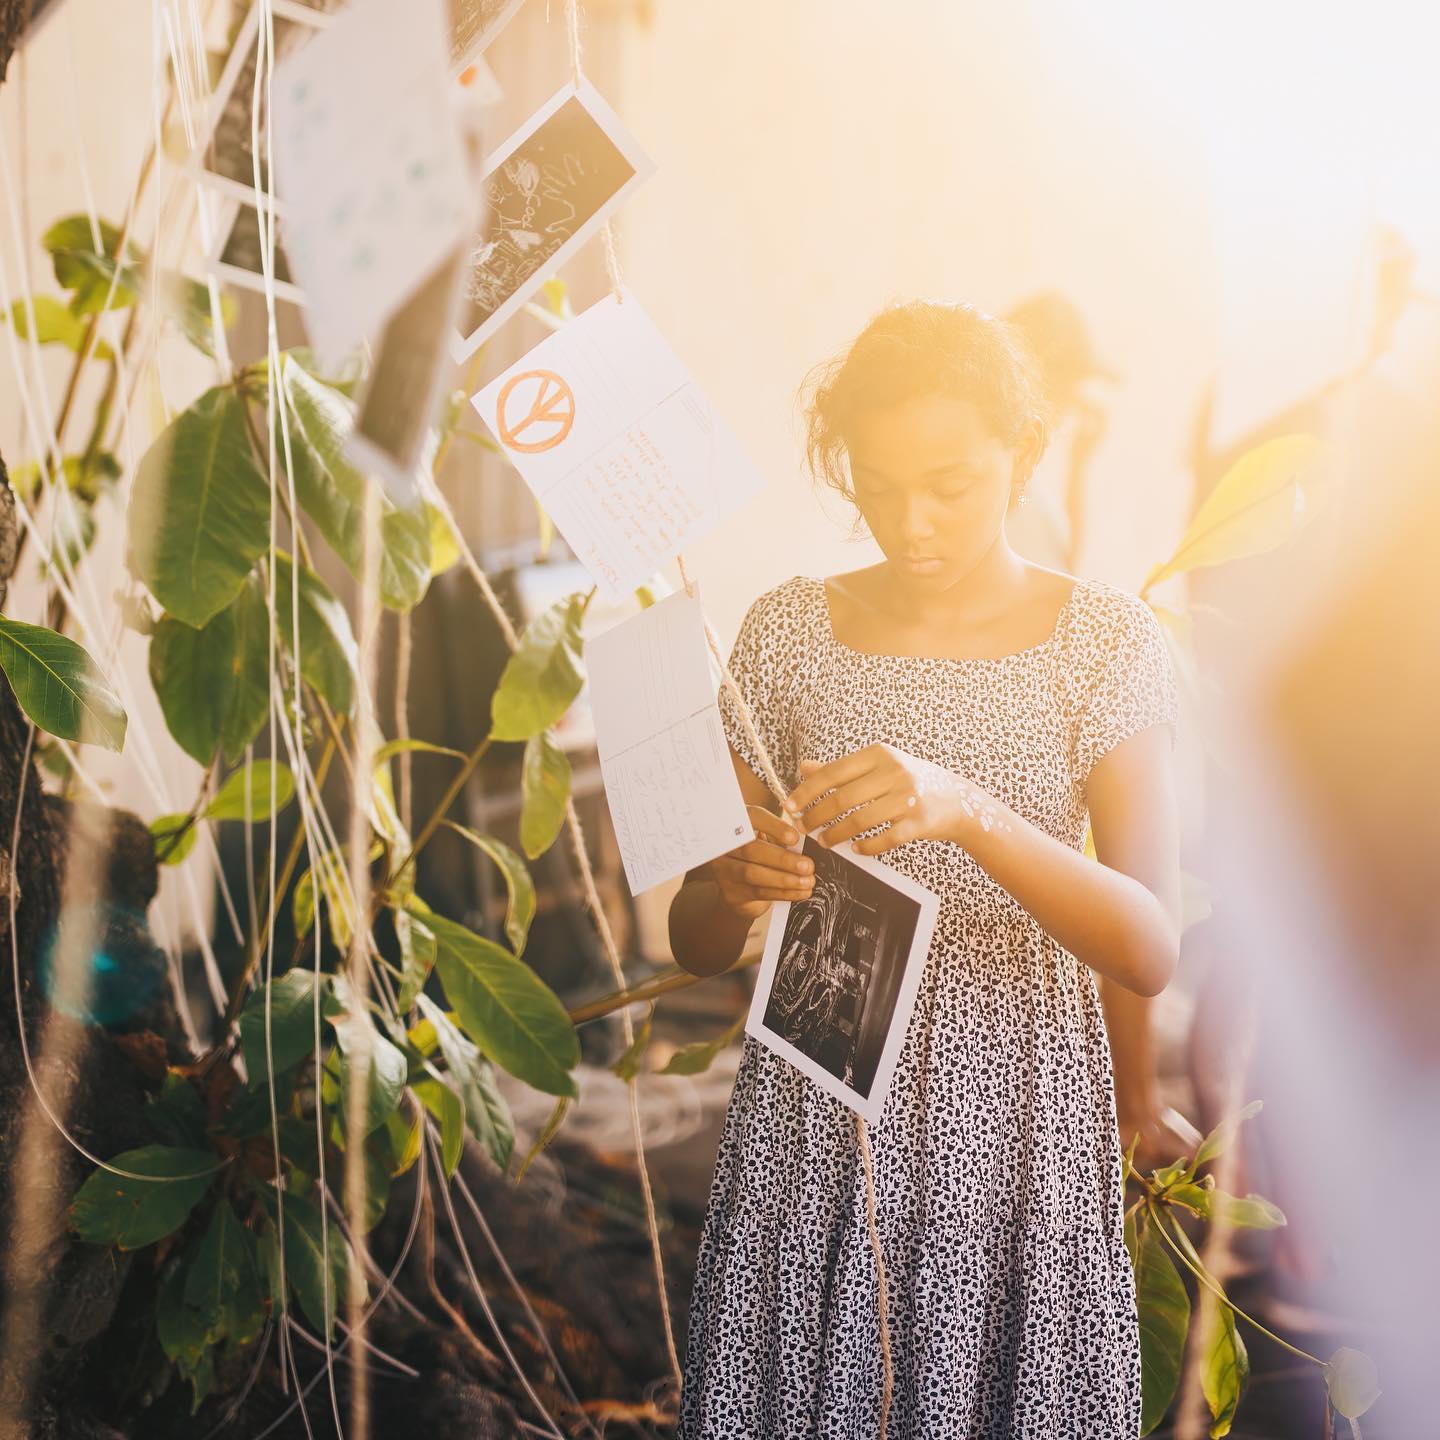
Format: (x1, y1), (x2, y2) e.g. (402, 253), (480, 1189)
(1149, 1203), (1324, 1366)
(567, 952), (761, 1025)
(381, 734), (492, 903)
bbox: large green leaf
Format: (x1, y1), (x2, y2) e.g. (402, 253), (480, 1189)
(277, 356), (432, 611)
(69, 1145), (217, 1250)
(490, 594), (586, 741)
(272, 552), (358, 714)
(1144, 436), (1325, 592)
(443, 822), (535, 953)
(150, 574), (270, 766)
(0, 615), (126, 750)
(1127, 1210), (1191, 1435)
(417, 994), (514, 1171)
(1200, 1299), (1249, 1437)
(128, 386), (271, 627)
(420, 908), (579, 1098)
(206, 760), (295, 821)
(238, 968), (336, 1090)
(184, 1199), (266, 1349)
(520, 730), (571, 859)
(259, 1188), (360, 1339)
(1208, 1190), (1286, 1230)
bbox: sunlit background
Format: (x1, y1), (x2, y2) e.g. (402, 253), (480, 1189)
(0, 0), (1436, 1435)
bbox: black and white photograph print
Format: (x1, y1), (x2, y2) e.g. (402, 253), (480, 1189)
(746, 837), (940, 1125)
(451, 80), (654, 362)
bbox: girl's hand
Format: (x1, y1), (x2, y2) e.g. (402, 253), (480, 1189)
(784, 745), (1012, 855)
(709, 805), (816, 918)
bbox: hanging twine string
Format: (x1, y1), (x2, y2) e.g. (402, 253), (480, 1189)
(675, 558), (894, 1434)
(565, 0), (626, 304)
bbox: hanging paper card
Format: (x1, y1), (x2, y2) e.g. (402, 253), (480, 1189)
(447, 0), (529, 72)
(453, 82), (654, 362)
(746, 838), (940, 1125)
(271, 0), (479, 361)
(472, 290), (767, 599)
(585, 590), (752, 895)
(199, 1), (327, 208)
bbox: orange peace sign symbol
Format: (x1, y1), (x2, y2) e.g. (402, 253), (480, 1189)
(496, 369), (576, 454)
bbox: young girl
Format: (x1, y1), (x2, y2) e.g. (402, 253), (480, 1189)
(669, 301), (1180, 1438)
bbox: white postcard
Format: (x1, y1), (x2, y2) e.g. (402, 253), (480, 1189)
(271, 0), (478, 361)
(747, 838), (940, 1126)
(452, 83), (655, 362)
(472, 290), (767, 599)
(584, 590), (752, 895)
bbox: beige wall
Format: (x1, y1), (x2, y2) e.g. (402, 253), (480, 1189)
(614, 1), (1217, 640)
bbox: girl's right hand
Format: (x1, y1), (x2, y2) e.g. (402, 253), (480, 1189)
(711, 806), (816, 918)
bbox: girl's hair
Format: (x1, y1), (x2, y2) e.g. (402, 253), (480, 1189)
(801, 300), (1053, 503)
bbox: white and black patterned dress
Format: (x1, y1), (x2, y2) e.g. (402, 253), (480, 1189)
(679, 574), (1179, 1440)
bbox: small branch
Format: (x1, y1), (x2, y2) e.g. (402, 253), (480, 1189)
(567, 952), (759, 1026)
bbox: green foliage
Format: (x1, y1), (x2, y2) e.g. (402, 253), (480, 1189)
(42, 214), (141, 314)
(5, 295), (114, 359)
(272, 552), (358, 714)
(420, 907), (579, 1099)
(148, 572), (269, 765)
(328, 974), (409, 1137)
(237, 968), (338, 1090)
(207, 760), (295, 821)
(413, 1077), (466, 1178)
(1200, 1298), (1249, 1437)
(182, 1200), (266, 1365)
(394, 904), (438, 1013)
(275, 355), (434, 611)
(259, 1188), (361, 1340)
(490, 593), (587, 741)
(520, 730), (571, 858)
(69, 1145), (218, 1250)
(443, 821), (535, 953)
(144, 1071), (207, 1148)
(417, 994), (515, 1172)
(1144, 435), (1325, 593)
(660, 1015), (744, 1076)
(128, 386), (271, 627)
(1127, 1209), (1190, 1435)
(0, 614), (126, 749)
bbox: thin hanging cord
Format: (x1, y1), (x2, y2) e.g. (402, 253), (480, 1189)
(564, 0), (625, 304)
(675, 561), (895, 1431)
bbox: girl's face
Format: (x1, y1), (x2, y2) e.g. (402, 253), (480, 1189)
(846, 392), (1034, 594)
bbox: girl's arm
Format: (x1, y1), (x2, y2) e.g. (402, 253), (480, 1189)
(668, 755), (816, 977)
(784, 724), (1180, 996)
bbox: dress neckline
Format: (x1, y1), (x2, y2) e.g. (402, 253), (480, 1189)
(811, 573), (1089, 668)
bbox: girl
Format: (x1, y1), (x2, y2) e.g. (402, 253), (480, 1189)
(669, 300), (1180, 1438)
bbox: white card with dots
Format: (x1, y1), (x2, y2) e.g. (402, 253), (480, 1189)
(271, 0), (477, 360)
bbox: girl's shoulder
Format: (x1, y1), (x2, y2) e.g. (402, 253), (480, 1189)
(1061, 577), (1164, 658)
(735, 574), (830, 644)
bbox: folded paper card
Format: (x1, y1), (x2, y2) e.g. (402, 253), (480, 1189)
(473, 290), (767, 599)
(585, 590), (752, 895)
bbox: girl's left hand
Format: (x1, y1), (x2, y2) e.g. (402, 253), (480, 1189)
(784, 744), (1009, 855)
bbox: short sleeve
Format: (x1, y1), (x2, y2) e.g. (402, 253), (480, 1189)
(717, 579), (814, 792)
(1072, 588), (1179, 788)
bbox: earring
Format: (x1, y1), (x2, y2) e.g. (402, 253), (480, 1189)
(1015, 482), (1030, 509)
